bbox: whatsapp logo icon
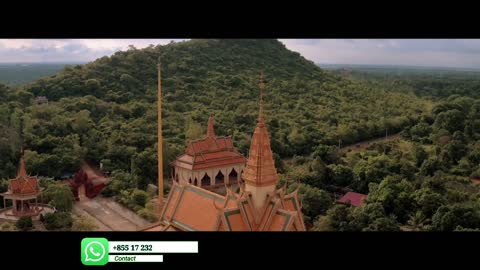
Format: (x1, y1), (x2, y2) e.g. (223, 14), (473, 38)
(81, 238), (109, 266)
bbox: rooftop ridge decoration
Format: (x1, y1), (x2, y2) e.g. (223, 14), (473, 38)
(207, 114), (215, 138)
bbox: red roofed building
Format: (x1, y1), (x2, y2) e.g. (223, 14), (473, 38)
(69, 163), (111, 201)
(170, 115), (246, 190)
(337, 192), (368, 207)
(1, 158), (45, 217)
(142, 73), (306, 231)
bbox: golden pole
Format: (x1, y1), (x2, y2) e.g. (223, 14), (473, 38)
(158, 59), (163, 200)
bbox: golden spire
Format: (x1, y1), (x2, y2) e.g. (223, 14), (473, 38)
(158, 57), (164, 200)
(241, 72), (279, 188)
(258, 71), (265, 127)
(207, 114), (215, 138)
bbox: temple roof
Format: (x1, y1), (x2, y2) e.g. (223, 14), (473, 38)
(241, 72), (279, 187)
(171, 116), (246, 170)
(140, 181), (306, 232)
(337, 192), (368, 207)
(3, 158), (41, 195)
(143, 73), (306, 232)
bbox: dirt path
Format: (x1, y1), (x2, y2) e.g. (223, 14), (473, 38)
(337, 133), (402, 154)
(33, 220), (47, 231)
(73, 196), (153, 231)
(282, 133), (402, 165)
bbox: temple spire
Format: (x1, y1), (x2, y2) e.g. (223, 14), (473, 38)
(207, 114), (215, 138)
(18, 158), (27, 178)
(157, 57), (164, 200)
(258, 71), (265, 127)
(242, 72), (279, 210)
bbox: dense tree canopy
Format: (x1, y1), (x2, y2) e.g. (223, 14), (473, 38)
(4, 39), (480, 231)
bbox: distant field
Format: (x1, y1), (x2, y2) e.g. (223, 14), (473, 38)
(0, 63), (82, 87)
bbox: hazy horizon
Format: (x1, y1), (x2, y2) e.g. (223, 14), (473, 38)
(1, 39), (480, 69)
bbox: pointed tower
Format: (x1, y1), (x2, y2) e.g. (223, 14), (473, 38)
(207, 114), (215, 138)
(242, 72), (279, 209)
(17, 158), (28, 179)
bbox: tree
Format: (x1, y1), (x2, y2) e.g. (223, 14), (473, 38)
(348, 202), (399, 231)
(42, 212), (73, 231)
(406, 211), (429, 231)
(363, 216), (400, 231)
(419, 158), (441, 176)
(43, 183), (75, 212)
(413, 144), (428, 167)
(311, 215), (332, 231)
(132, 147), (157, 190)
(71, 110), (93, 134)
(412, 188), (445, 218)
(326, 204), (353, 231)
(433, 109), (464, 134)
(327, 164), (354, 186)
(432, 204), (480, 231)
(72, 215), (98, 231)
(287, 183), (333, 222)
(367, 176), (415, 223)
(132, 189), (148, 208)
(409, 122), (432, 142)
(16, 216), (33, 231)
(185, 118), (203, 142)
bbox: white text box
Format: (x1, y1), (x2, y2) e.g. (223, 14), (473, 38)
(109, 241), (198, 253)
(109, 255), (163, 262)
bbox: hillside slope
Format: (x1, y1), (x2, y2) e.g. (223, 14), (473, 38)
(1, 39), (431, 185)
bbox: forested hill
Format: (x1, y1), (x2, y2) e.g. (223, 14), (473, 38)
(0, 63), (71, 87)
(25, 39), (331, 101)
(1, 39), (431, 184)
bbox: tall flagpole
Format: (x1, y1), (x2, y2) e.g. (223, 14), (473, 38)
(158, 57), (164, 200)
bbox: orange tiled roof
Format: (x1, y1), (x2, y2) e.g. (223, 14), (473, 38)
(171, 116), (246, 170)
(142, 181), (306, 232)
(6, 159), (41, 195)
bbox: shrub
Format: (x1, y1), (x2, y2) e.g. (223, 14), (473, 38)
(16, 216), (33, 231)
(137, 208), (159, 222)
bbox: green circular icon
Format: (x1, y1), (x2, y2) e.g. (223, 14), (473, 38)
(81, 238), (109, 266)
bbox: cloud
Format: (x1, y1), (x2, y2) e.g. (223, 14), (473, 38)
(0, 39), (180, 63)
(279, 39), (480, 68)
(1, 39), (480, 68)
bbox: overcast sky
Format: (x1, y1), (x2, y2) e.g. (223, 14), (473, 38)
(1, 39), (480, 69)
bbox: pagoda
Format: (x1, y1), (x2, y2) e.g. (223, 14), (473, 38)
(142, 73), (306, 231)
(170, 115), (246, 190)
(1, 158), (44, 217)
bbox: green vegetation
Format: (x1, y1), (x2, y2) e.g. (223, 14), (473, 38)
(0, 40), (429, 191)
(41, 212), (73, 231)
(307, 75), (480, 231)
(0, 63), (72, 87)
(71, 214), (98, 231)
(4, 39), (480, 231)
(42, 183), (75, 212)
(329, 65), (480, 100)
(16, 216), (33, 231)
(0, 222), (16, 231)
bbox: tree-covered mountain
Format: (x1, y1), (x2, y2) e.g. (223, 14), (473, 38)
(0, 63), (73, 87)
(1, 39), (431, 190)
(329, 65), (480, 100)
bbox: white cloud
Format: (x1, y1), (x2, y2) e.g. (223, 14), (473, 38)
(280, 39), (480, 68)
(1, 39), (480, 68)
(0, 39), (182, 63)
